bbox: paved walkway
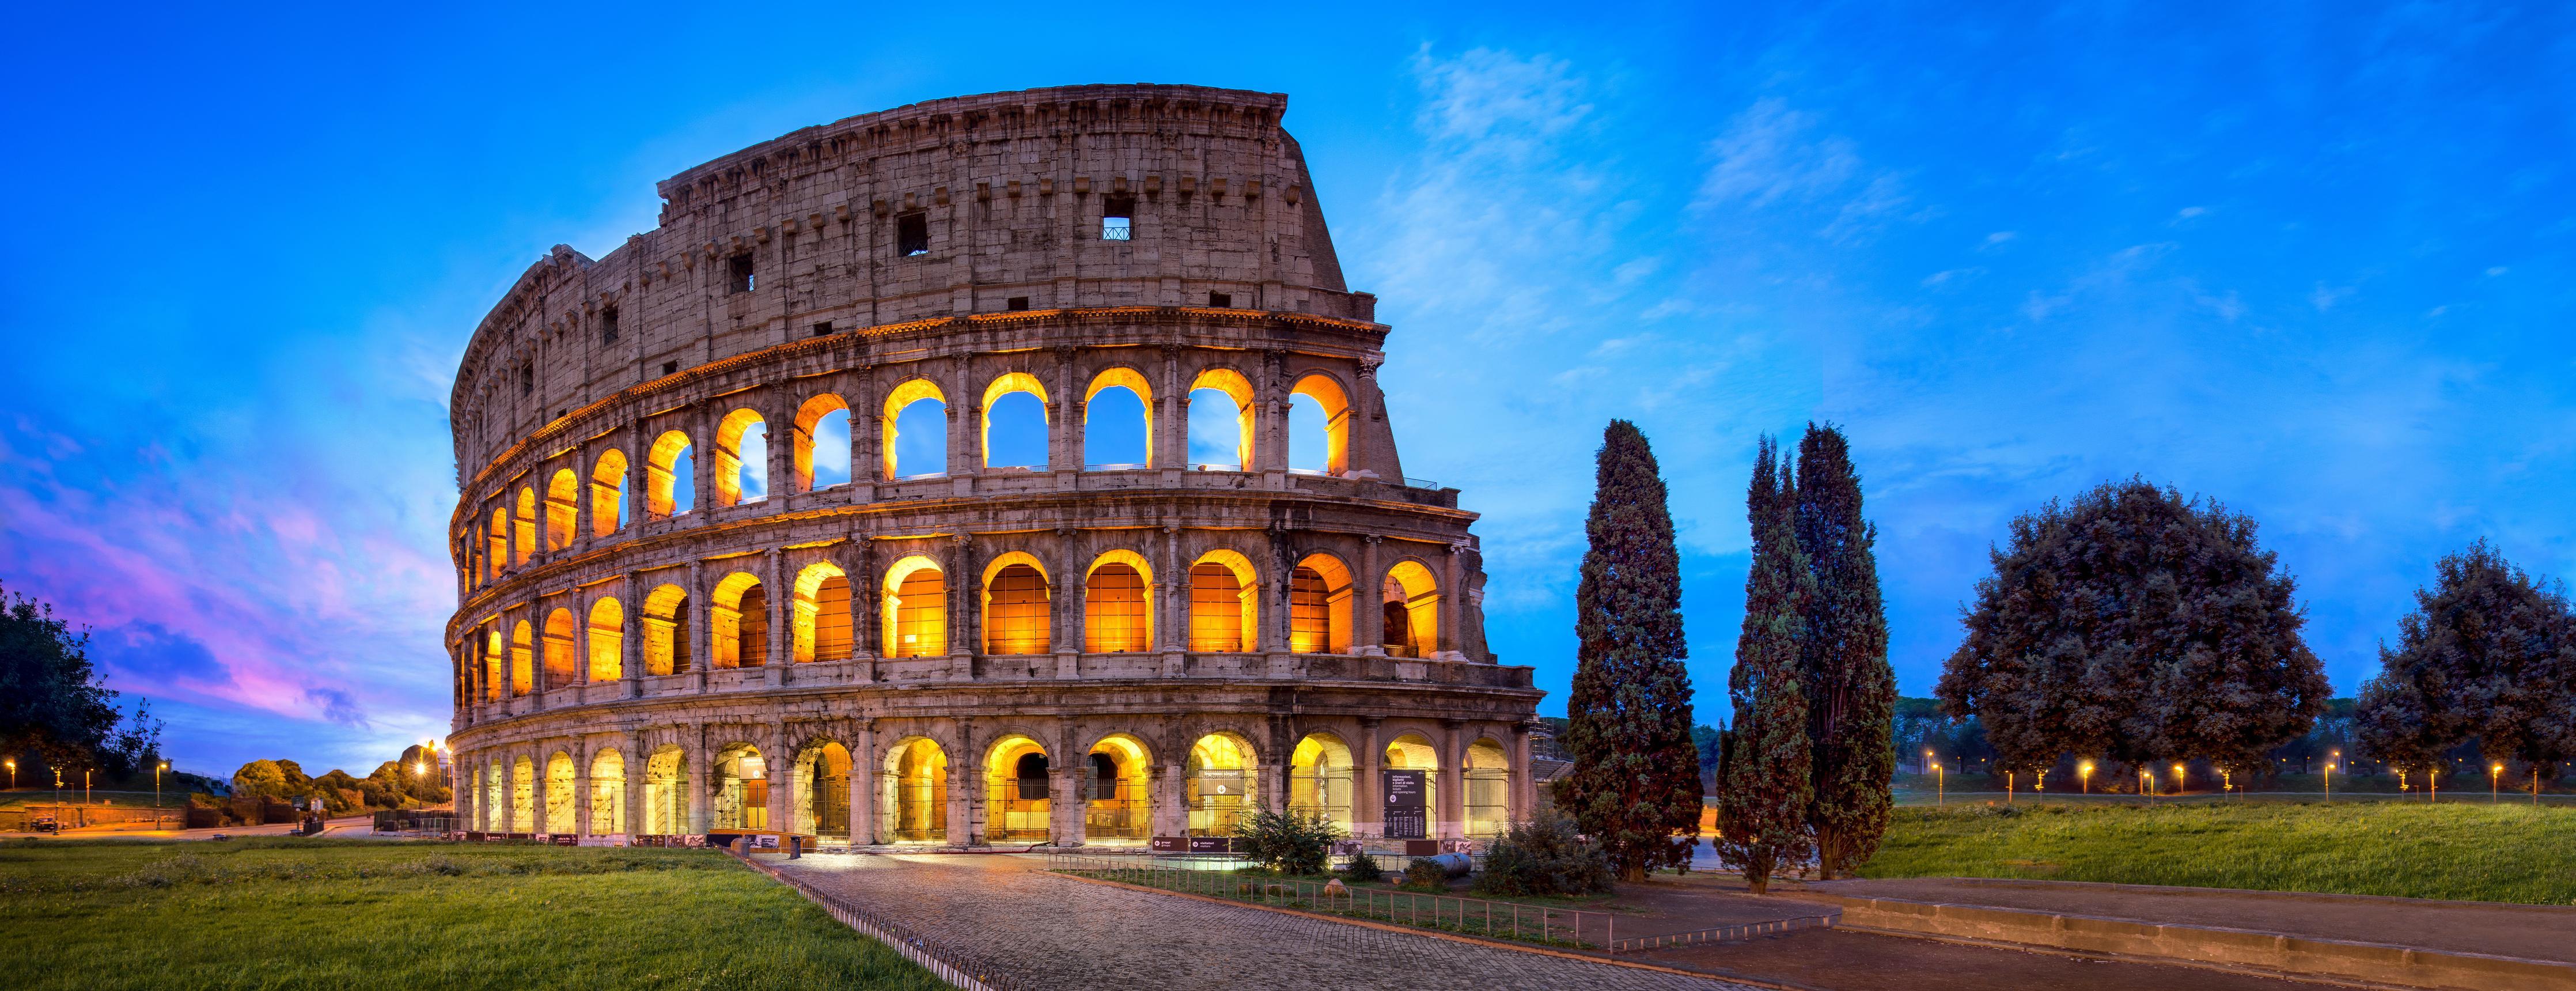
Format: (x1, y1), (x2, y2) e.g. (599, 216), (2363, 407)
(1800, 876), (2576, 963)
(762, 853), (1751, 990)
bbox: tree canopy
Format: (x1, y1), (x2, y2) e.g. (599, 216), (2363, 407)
(2357, 541), (2575, 779)
(1791, 425), (1895, 879)
(0, 581), (161, 775)
(1935, 479), (2328, 775)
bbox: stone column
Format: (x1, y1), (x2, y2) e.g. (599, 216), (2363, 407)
(690, 406), (715, 519)
(1440, 543), (1465, 656)
(1438, 721), (1465, 839)
(570, 741), (590, 838)
(1265, 715), (1290, 813)
(1055, 716), (1084, 845)
(852, 364), (880, 500)
(688, 724), (711, 834)
(1357, 717), (1382, 836)
(763, 547), (787, 687)
(766, 724), (791, 835)
(1050, 347), (1079, 481)
(626, 731), (648, 837)
(948, 536), (976, 681)
(1356, 536), (1385, 655)
(767, 394), (794, 501)
(853, 539), (882, 675)
(1158, 345), (1184, 475)
(851, 719), (876, 845)
(1511, 723), (1533, 824)
(949, 357), (977, 485)
(949, 718), (976, 846)
(688, 561), (712, 691)
(621, 572), (643, 698)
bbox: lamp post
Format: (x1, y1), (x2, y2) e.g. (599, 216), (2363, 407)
(2006, 769), (2015, 804)
(2080, 761), (2093, 796)
(2173, 762), (2187, 798)
(5, 758), (13, 791)
(2328, 750), (2339, 800)
(2492, 763), (2503, 803)
(1933, 762), (1943, 807)
(1924, 749), (1933, 776)
(155, 761), (169, 829)
(2141, 767), (2153, 797)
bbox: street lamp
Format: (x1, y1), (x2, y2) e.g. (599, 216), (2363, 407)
(1932, 762), (1944, 806)
(2141, 767), (2153, 796)
(2492, 763), (2503, 803)
(1924, 748), (1933, 776)
(2080, 761), (2093, 796)
(5, 758), (13, 790)
(2324, 759), (2335, 799)
(155, 761), (169, 828)
(2173, 762), (2187, 797)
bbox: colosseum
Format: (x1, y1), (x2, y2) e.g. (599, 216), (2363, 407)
(443, 84), (1541, 850)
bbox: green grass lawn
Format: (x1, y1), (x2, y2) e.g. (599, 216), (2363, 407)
(1862, 800), (2576, 905)
(0, 838), (944, 990)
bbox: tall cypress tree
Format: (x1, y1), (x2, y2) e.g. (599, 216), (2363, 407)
(1562, 420), (1702, 883)
(1718, 437), (1813, 894)
(1792, 424), (1895, 880)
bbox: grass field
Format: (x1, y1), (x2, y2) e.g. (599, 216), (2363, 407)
(0, 838), (944, 990)
(1862, 800), (2576, 905)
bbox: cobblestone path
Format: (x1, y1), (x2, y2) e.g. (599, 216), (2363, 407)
(764, 853), (1752, 991)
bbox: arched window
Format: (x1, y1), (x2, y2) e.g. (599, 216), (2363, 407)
(981, 554), (1050, 655)
(794, 394), (852, 491)
(1289, 375), (1351, 476)
(1289, 553), (1354, 654)
(791, 562), (852, 663)
(642, 584), (690, 675)
(1187, 368), (1254, 470)
(645, 430), (694, 518)
(544, 470), (578, 550)
(1083, 368), (1153, 469)
(542, 608), (578, 687)
(881, 379), (948, 480)
(714, 409), (768, 507)
(1382, 560), (1440, 657)
(513, 488), (537, 566)
(509, 621), (533, 696)
(590, 450), (628, 535)
(1188, 550), (1257, 653)
(588, 748), (626, 835)
(882, 556), (947, 658)
(586, 596), (624, 682)
(981, 372), (1050, 470)
(710, 572), (765, 670)
(883, 736), (948, 842)
(1084, 552), (1151, 652)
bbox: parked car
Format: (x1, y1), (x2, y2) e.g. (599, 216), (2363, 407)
(30, 815), (59, 834)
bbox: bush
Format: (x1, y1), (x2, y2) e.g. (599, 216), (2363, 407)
(1472, 810), (1615, 897)
(1341, 853), (1385, 882)
(1231, 809), (1340, 875)
(1400, 858), (1452, 891)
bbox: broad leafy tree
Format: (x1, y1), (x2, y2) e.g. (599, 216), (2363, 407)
(1560, 420), (1702, 883)
(2357, 541), (2576, 789)
(1717, 436), (1813, 894)
(1937, 479), (2327, 779)
(0, 581), (160, 776)
(1792, 425), (1895, 879)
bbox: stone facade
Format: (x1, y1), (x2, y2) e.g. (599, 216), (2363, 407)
(444, 84), (1541, 847)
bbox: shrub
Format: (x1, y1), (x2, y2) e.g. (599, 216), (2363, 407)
(1472, 810), (1615, 897)
(1400, 858), (1449, 891)
(1231, 808), (1340, 875)
(1341, 853), (1385, 882)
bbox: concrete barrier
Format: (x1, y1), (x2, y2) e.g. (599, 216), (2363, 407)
(1826, 894), (2576, 991)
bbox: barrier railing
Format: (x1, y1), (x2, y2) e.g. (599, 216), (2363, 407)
(730, 849), (1024, 990)
(1045, 852), (1618, 953)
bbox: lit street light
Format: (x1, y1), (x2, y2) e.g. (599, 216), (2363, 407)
(2080, 761), (2093, 796)
(1932, 762), (1944, 806)
(2325, 759), (2335, 799)
(154, 761), (169, 829)
(2492, 763), (2503, 803)
(2172, 762), (2187, 797)
(5, 758), (13, 790)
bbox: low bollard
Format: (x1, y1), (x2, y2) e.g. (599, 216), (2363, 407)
(789, 835), (802, 859)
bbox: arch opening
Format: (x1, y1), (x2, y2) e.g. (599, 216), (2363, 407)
(541, 608), (578, 687)
(711, 743), (768, 831)
(1289, 732), (1355, 834)
(586, 596), (624, 682)
(794, 394), (853, 491)
(590, 449), (629, 535)
(544, 470), (578, 550)
(510, 755), (535, 834)
(1467, 738), (1510, 838)
(882, 736), (948, 843)
(1186, 368), (1254, 470)
(882, 556), (948, 658)
(589, 748), (626, 835)
(794, 741), (853, 840)
(881, 379), (948, 480)
(508, 621), (533, 697)
(792, 562), (852, 664)
(714, 409), (768, 507)
(984, 735), (1050, 842)
(981, 372), (1050, 470)
(642, 745), (686, 835)
(1186, 732), (1256, 837)
(710, 572), (767, 670)
(982, 555), (1050, 655)
(1085, 735), (1151, 841)
(544, 751), (576, 834)
(1084, 553), (1151, 652)
(1289, 375), (1353, 476)
(1188, 550), (1257, 653)
(645, 430), (695, 517)
(1289, 553), (1354, 655)
(642, 584), (691, 675)
(487, 508), (507, 579)
(1384, 733), (1440, 839)
(1083, 369), (1153, 468)
(483, 760), (504, 833)
(1382, 560), (1441, 658)
(513, 488), (536, 566)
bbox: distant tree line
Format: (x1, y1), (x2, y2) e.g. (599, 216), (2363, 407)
(224, 744), (451, 817)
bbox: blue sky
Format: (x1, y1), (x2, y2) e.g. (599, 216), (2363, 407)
(2, 2), (2569, 778)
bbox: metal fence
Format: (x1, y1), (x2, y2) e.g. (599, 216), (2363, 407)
(1044, 852), (1620, 952)
(730, 849), (1024, 991)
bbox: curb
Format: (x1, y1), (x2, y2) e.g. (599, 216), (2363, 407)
(1044, 867), (1812, 990)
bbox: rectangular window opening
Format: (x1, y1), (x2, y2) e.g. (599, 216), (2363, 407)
(812, 320), (834, 338)
(1207, 292), (1232, 309)
(661, 361), (679, 376)
(601, 307), (620, 345)
(896, 213), (929, 256)
(520, 364), (534, 396)
(1102, 194), (1135, 241)
(727, 254), (755, 293)
(1006, 296), (1030, 311)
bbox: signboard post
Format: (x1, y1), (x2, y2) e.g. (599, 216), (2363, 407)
(1382, 769), (1427, 839)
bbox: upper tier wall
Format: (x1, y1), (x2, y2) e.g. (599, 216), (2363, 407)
(452, 84), (1373, 481)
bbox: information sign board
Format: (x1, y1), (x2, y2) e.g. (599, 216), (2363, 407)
(1382, 769), (1427, 839)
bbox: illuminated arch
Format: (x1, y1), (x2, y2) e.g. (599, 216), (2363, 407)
(713, 408), (767, 508)
(507, 620), (533, 697)
(790, 561), (852, 664)
(642, 744), (686, 835)
(1385, 731), (1440, 837)
(710, 571), (767, 670)
(984, 734), (1051, 842)
(588, 748), (626, 835)
(793, 393), (851, 492)
(1382, 559), (1440, 657)
(1185, 731), (1257, 837)
(1188, 368), (1255, 469)
(1289, 552), (1354, 655)
(881, 735), (948, 842)
(544, 751), (576, 834)
(980, 372), (1051, 469)
(480, 626), (502, 701)
(586, 596), (624, 682)
(645, 430), (692, 518)
(1084, 366), (1156, 468)
(1466, 737), (1511, 838)
(710, 743), (768, 831)
(1290, 732), (1355, 832)
(544, 470), (578, 549)
(541, 608), (577, 687)
(589, 449), (628, 536)
(980, 552), (1051, 655)
(1084, 733), (1152, 840)
(880, 378), (947, 481)
(1290, 373), (1353, 476)
(881, 555), (948, 658)
(1084, 550), (1153, 652)
(1188, 549), (1258, 653)
(481, 760), (503, 832)
(791, 739), (854, 839)
(487, 507), (507, 578)
(510, 755), (535, 833)
(641, 584), (691, 675)
(513, 488), (537, 566)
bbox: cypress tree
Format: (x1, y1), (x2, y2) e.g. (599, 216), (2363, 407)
(1792, 425), (1895, 880)
(1561, 420), (1702, 883)
(1718, 436), (1813, 894)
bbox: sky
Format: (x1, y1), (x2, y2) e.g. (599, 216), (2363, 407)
(2, 2), (2570, 779)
